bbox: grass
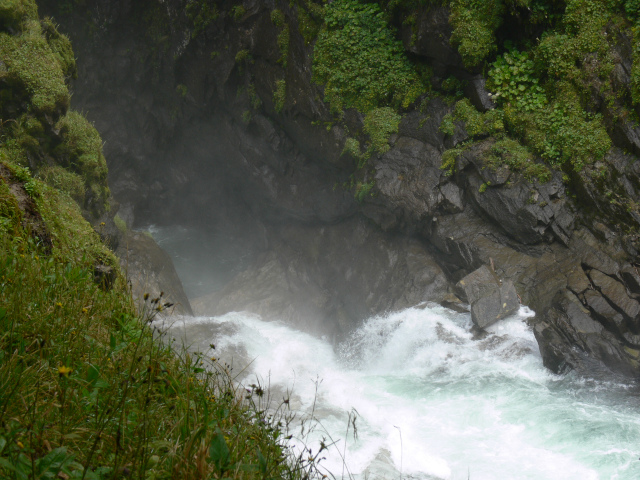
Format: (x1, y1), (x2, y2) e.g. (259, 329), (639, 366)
(0, 165), (324, 479)
(0, 3), (335, 478)
(0, 18), (70, 115)
(54, 111), (110, 215)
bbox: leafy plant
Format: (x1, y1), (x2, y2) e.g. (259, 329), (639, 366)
(235, 49), (252, 63)
(312, 0), (425, 114)
(363, 107), (401, 157)
(441, 99), (504, 138)
(176, 83), (188, 97)
(342, 137), (364, 162)
(487, 49), (547, 111)
(448, 0), (505, 67)
(355, 180), (375, 202)
(296, 1), (322, 45)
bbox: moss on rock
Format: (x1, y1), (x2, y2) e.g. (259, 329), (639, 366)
(39, 164), (85, 203)
(0, 0), (37, 32)
(0, 19), (69, 115)
(40, 16), (77, 78)
(54, 111), (110, 213)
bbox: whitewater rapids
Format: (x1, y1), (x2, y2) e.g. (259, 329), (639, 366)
(164, 305), (640, 480)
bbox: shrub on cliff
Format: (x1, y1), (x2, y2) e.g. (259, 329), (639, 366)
(312, 0), (425, 114)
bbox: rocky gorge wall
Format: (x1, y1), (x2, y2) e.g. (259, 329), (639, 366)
(37, 0), (640, 377)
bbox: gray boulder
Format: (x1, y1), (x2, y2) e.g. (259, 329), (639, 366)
(457, 265), (520, 328)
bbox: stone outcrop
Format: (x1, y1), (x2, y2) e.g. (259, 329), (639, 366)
(37, 0), (640, 378)
(457, 265), (519, 329)
(116, 231), (193, 316)
(192, 217), (449, 339)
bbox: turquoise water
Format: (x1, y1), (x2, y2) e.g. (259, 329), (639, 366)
(149, 224), (640, 479)
(167, 306), (640, 480)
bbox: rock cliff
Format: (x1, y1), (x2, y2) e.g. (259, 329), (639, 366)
(37, 0), (640, 377)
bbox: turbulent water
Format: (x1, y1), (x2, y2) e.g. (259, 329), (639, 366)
(165, 307), (640, 480)
(150, 224), (640, 479)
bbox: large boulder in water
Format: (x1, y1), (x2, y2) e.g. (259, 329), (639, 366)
(457, 265), (520, 329)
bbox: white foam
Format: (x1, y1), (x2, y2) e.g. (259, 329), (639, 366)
(166, 305), (640, 480)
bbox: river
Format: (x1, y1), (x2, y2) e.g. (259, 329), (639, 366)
(150, 225), (640, 480)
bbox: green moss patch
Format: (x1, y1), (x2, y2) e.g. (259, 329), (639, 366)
(54, 111), (110, 213)
(0, 19), (70, 115)
(39, 165), (85, 203)
(41, 16), (77, 79)
(483, 137), (551, 183)
(0, 0), (37, 32)
(363, 107), (401, 156)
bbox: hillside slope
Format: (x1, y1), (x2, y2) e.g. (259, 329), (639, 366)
(0, 2), (316, 478)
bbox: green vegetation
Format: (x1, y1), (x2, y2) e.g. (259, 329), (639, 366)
(247, 83), (262, 110)
(54, 111), (110, 215)
(483, 138), (551, 183)
(0, 2), (108, 216)
(295, 1), (322, 45)
(185, 0), (219, 37)
(113, 213), (127, 233)
(342, 137), (364, 163)
(504, 89), (611, 171)
(432, 0), (638, 180)
(0, 0), (37, 32)
(234, 48), (251, 63)
(310, 0), (429, 198)
(176, 83), (188, 97)
(363, 107), (401, 156)
(0, 19), (70, 115)
(39, 165), (86, 203)
(0, 4), (327, 479)
(486, 49), (546, 112)
(312, 0), (425, 114)
(0, 189), (311, 478)
(441, 98), (505, 137)
(273, 79), (287, 113)
(355, 180), (375, 201)
(449, 0), (505, 67)
(441, 142), (469, 176)
(340, 109), (401, 169)
(40, 17), (77, 79)
(231, 5), (246, 21)
(271, 9), (290, 68)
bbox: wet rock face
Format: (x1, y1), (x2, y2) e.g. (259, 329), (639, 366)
(457, 266), (519, 329)
(191, 216), (450, 340)
(399, 4), (463, 76)
(38, 0), (640, 376)
(116, 231), (193, 317)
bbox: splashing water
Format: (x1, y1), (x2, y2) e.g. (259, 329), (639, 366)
(165, 306), (640, 480)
